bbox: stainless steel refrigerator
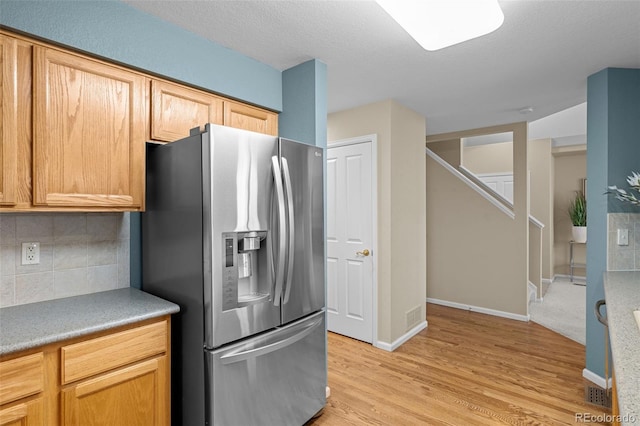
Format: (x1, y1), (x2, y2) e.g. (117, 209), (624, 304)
(142, 123), (326, 426)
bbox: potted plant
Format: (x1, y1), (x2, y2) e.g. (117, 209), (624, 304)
(568, 191), (587, 243)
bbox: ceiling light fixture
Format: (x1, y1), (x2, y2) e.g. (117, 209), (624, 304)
(376, 0), (505, 51)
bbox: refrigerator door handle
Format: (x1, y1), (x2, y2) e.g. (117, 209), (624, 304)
(281, 157), (295, 304)
(272, 156), (287, 306)
(219, 316), (323, 365)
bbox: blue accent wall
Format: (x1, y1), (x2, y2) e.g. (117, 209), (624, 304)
(281, 59), (328, 147)
(607, 70), (640, 213)
(586, 70), (609, 379)
(586, 68), (640, 379)
(0, 0), (282, 111)
(1, 0), (327, 289)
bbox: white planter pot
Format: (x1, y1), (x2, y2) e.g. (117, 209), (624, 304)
(572, 226), (587, 243)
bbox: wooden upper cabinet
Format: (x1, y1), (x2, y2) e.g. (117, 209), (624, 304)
(0, 34), (17, 206)
(151, 79), (278, 140)
(32, 46), (146, 209)
(224, 101), (278, 136)
(2, 29), (279, 211)
(151, 80), (223, 142)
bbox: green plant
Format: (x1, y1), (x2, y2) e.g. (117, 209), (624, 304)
(568, 192), (587, 226)
(607, 171), (640, 206)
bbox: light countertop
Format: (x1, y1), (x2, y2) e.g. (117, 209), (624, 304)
(603, 271), (640, 425)
(0, 287), (179, 355)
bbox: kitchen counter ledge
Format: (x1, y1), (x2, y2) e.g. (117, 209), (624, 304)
(0, 287), (179, 355)
(603, 271), (640, 425)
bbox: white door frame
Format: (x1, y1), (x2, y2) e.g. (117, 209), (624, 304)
(327, 134), (378, 346)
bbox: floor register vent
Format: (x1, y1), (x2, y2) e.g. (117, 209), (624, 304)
(405, 306), (422, 330)
(584, 384), (612, 409)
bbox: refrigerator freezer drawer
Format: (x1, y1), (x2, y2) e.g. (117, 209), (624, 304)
(206, 310), (327, 426)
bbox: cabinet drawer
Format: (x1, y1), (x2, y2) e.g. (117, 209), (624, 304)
(61, 320), (167, 384)
(0, 352), (44, 405)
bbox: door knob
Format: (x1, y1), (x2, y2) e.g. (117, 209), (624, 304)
(356, 249), (370, 257)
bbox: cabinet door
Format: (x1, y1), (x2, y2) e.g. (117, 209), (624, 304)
(0, 351), (45, 426)
(0, 398), (44, 426)
(223, 101), (278, 136)
(33, 47), (146, 209)
(0, 34), (17, 206)
(61, 357), (167, 426)
(151, 80), (223, 142)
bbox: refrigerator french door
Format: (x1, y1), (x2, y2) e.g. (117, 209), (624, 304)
(203, 124), (280, 349)
(142, 123), (326, 426)
(278, 138), (325, 324)
(206, 310), (326, 426)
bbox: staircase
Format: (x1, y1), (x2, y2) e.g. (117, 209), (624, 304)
(458, 162), (544, 303)
(425, 122), (540, 320)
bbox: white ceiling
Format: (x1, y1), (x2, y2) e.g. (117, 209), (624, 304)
(122, 0), (640, 136)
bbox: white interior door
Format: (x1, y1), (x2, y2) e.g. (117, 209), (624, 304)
(326, 141), (373, 343)
(477, 172), (514, 203)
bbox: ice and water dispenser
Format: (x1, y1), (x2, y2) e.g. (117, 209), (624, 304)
(221, 231), (270, 311)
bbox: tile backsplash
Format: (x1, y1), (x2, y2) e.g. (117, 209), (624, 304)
(0, 213), (130, 308)
(607, 213), (640, 271)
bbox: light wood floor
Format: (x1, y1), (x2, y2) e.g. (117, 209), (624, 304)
(307, 303), (610, 426)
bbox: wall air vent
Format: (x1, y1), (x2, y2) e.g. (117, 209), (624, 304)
(584, 384), (612, 409)
(405, 306), (422, 330)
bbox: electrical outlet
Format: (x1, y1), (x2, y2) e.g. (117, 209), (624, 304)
(617, 229), (629, 246)
(21, 242), (40, 265)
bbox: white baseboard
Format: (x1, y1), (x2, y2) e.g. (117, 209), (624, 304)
(583, 368), (612, 390)
(427, 298), (530, 322)
(375, 320), (427, 352)
(528, 281), (542, 303)
(553, 273), (586, 282)
(542, 278), (553, 284)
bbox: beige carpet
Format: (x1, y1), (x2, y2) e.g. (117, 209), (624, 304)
(529, 277), (586, 345)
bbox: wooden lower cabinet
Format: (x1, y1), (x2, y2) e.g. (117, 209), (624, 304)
(0, 398), (44, 426)
(60, 320), (169, 426)
(0, 317), (170, 426)
(0, 352), (45, 426)
(62, 358), (167, 426)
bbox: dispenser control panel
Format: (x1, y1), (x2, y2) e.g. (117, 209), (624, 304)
(225, 238), (234, 267)
(221, 233), (238, 311)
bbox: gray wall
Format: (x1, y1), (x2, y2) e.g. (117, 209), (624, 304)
(586, 67), (640, 379)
